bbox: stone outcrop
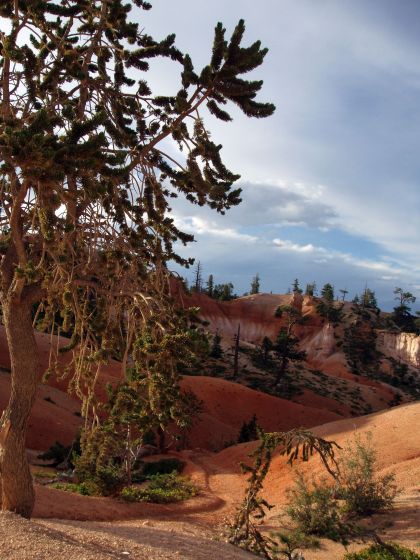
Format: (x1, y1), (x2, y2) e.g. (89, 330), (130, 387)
(378, 331), (420, 369)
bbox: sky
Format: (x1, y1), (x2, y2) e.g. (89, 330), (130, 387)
(142, 0), (419, 310)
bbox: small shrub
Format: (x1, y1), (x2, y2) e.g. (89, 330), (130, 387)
(120, 472), (197, 504)
(94, 465), (126, 496)
(286, 472), (349, 542)
(344, 542), (420, 560)
(50, 481), (99, 496)
(338, 434), (397, 516)
(270, 530), (320, 559)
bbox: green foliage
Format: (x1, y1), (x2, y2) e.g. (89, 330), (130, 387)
(343, 320), (379, 374)
(206, 274), (214, 298)
(251, 273), (261, 295)
(141, 458), (184, 478)
(292, 279), (303, 294)
(284, 434), (397, 551)
(338, 434), (397, 517)
(273, 328), (306, 386)
(321, 283), (335, 302)
(316, 299), (343, 324)
(344, 543), (420, 560)
(391, 288), (417, 333)
(270, 530), (320, 559)
(238, 414), (259, 443)
(305, 282), (317, 297)
(50, 480), (99, 496)
(212, 282), (237, 300)
(286, 472), (352, 543)
(228, 428), (339, 558)
(120, 472), (197, 503)
(210, 332), (223, 358)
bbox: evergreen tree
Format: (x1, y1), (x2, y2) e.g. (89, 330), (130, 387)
(250, 273), (260, 295)
(361, 287), (377, 310)
(391, 288), (417, 332)
(292, 278), (303, 294)
(0, 1), (274, 517)
(213, 282), (236, 301)
(273, 328), (306, 386)
(305, 282), (317, 296)
(261, 336), (273, 363)
(321, 283), (335, 302)
(206, 274), (214, 298)
(210, 331), (223, 358)
(238, 414), (259, 443)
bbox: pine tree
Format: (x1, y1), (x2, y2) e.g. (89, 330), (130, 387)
(250, 273), (260, 294)
(0, 2), (274, 517)
(305, 282), (317, 296)
(292, 279), (303, 294)
(206, 274), (214, 298)
(321, 283), (335, 302)
(273, 328), (306, 386)
(210, 331), (223, 359)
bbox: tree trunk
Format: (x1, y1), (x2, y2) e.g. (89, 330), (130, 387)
(0, 297), (40, 518)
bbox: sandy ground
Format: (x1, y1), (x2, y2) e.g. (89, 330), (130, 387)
(0, 402), (410, 560)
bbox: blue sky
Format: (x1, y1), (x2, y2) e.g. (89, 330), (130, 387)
(142, 1), (419, 310)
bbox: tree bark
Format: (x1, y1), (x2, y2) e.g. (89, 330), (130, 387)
(0, 297), (40, 518)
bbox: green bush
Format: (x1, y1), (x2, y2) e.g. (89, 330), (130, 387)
(338, 434), (397, 516)
(50, 480), (99, 496)
(94, 465), (126, 496)
(286, 472), (349, 542)
(120, 472), (197, 504)
(344, 543), (420, 560)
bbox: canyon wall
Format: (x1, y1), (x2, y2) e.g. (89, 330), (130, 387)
(378, 331), (420, 369)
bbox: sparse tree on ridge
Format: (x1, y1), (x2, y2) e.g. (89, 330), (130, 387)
(391, 287), (417, 332)
(273, 328), (306, 386)
(250, 273), (260, 295)
(292, 278), (303, 294)
(305, 282), (317, 296)
(339, 288), (349, 301)
(192, 261), (203, 293)
(0, 0), (274, 517)
(206, 274), (214, 298)
(321, 283), (335, 302)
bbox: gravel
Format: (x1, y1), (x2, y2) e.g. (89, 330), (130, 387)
(0, 512), (255, 560)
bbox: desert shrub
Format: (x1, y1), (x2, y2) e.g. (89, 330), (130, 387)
(270, 530), (320, 559)
(286, 472), (350, 542)
(50, 480), (99, 496)
(344, 543), (420, 560)
(120, 472), (197, 504)
(338, 434), (397, 516)
(94, 465), (126, 496)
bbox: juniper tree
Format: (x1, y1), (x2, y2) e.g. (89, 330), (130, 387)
(0, 0), (274, 517)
